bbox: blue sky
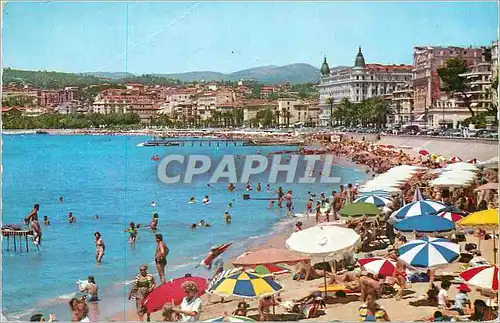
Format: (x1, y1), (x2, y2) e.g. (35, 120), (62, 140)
(2, 1), (498, 74)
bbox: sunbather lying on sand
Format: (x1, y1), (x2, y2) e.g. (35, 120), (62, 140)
(294, 261), (332, 281)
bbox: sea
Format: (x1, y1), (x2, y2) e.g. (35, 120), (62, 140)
(1, 134), (366, 321)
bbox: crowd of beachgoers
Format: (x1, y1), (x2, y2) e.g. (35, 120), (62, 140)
(6, 130), (499, 323)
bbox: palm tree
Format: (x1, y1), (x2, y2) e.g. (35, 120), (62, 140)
(274, 109), (281, 127)
(326, 97), (334, 127)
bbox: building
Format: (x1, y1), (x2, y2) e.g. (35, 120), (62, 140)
(38, 87), (81, 107)
(318, 47), (412, 126)
(2, 86), (39, 105)
(390, 83), (414, 125)
(412, 46), (484, 118)
(277, 98), (320, 126)
(242, 99), (278, 125)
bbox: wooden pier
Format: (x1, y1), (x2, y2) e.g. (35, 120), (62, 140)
(2, 228), (33, 252)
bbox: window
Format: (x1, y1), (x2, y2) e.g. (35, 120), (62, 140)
(356, 76), (359, 80)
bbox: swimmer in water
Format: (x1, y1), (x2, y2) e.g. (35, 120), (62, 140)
(94, 215), (99, 220)
(43, 216), (50, 226)
(269, 200), (275, 209)
(207, 184), (211, 187)
(189, 196), (196, 203)
(59, 196), (63, 202)
(245, 181), (252, 191)
(150, 213), (159, 230)
(68, 212), (76, 224)
(198, 220), (211, 227)
(224, 211), (231, 224)
(256, 182), (261, 192)
(228, 202), (233, 208)
(125, 222), (138, 244)
(266, 184), (271, 192)
(191, 223), (197, 229)
(151, 201), (157, 207)
(228, 183), (235, 192)
(202, 196), (210, 204)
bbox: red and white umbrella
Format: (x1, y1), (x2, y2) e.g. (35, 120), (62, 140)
(459, 265), (498, 291)
(419, 149), (430, 156)
(449, 156), (462, 163)
(437, 211), (464, 223)
(467, 159), (478, 164)
(358, 257), (397, 277)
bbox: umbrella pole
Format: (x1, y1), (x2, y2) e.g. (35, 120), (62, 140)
(272, 295), (276, 315)
(493, 228), (497, 265)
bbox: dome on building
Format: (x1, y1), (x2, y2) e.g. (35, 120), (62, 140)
(320, 56), (330, 76)
(354, 46), (366, 68)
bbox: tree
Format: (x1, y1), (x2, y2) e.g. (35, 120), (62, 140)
(437, 58), (475, 116)
(326, 97), (334, 127)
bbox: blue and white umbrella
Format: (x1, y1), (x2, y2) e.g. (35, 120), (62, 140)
(354, 195), (392, 207)
(394, 215), (455, 234)
(392, 201), (446, 221)
(397, 237), (460, 269)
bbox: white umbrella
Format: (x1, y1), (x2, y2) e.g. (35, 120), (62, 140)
(285, 226), (361, 261)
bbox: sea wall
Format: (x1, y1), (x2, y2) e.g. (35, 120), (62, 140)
(345, 133), (498, 161)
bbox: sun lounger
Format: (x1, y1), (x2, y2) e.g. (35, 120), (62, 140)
(317, 283), (354, 296)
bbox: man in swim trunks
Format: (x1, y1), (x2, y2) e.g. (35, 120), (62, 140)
(155, 234), (169, 284)
(26, 204), (42, 246)
(26, 203), (40, 222)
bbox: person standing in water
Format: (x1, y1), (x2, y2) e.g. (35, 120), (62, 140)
(26, 204), (42, 246)
(224, 211), (232, 224)
(94, 232), (105, 265)
(150, 213), (159, 230)
(68, 212), (76, 223)
(256, 182), (261, 192)
(80, 276), (99, 302)
(285, 190), (293, 217)
(43, 216), (50, 226)
(125, 222), (138, 244)
(155, 234), (169, 284)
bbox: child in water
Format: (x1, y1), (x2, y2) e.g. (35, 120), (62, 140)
(224, 212), (231, 224)
(43, 216), (50, 226)
(124, 222), (138, 244)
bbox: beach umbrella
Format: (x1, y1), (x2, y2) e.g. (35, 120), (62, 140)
(437, 211), (464, 223)
(397, 237), (460, 269)
(459, 265), (499, 291)
(252, 264), (290, 276)
(391, 200), (446, 221)
(207, 268), (243, 293)
(412, 186), (426, 202)
(285, 225), (360, 261)
(208, 271), (282, 298)
(394, 215), (455, 234)
(457, 209), (499, 264)
(353, 195), (392, 207)
(449, 156), (463, 163)
(286, 225), (360, 298)
(142, 276), (207, 314)
(339, 202), (380, 218)
(467, 158), (479, 164)
(474, 182), (498, 192)
(204, 315), (256, 322)
(232, 248), (309, 267)
(358, 257), (397, 276)
(456, 209), (499, 228)
(419, 149), (430, 156)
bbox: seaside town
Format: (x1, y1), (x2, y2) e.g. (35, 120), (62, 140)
(2, 42), (499, 135)
(2, 2), (500, 323)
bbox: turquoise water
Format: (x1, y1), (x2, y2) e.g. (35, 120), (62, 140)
(1, 135), (366, 320)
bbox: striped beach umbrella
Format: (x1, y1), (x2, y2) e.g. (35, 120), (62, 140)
(354, 195), (392, 207)
(208, 271), (282, 298)
(397, 237), (460, 269)
(358, 257), (397, 276)
(392, 200), (446, 221)
(437, 211), (463, 223)
(207, 268), (243, 293)
(204, 315), (256, 322)
(394, 215), (455, 234)
(460, 265), (499, 291)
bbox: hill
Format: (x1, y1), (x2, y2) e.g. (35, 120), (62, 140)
(154, 63), (320, 84)
(2, 63), (322, 88)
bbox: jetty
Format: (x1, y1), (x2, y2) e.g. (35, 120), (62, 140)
(2, 228), (34, 252)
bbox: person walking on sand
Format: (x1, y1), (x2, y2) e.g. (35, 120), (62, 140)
(155, 234), (169, 284)
(94, 232), (105, 265)
(315, 201), (322, 223)
(129, 264), (156, 322)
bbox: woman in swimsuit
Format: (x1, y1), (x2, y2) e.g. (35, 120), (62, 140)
(128, 264), (156, 322)
(94, 232), (105, 265)
(150, 213), (158, 231)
